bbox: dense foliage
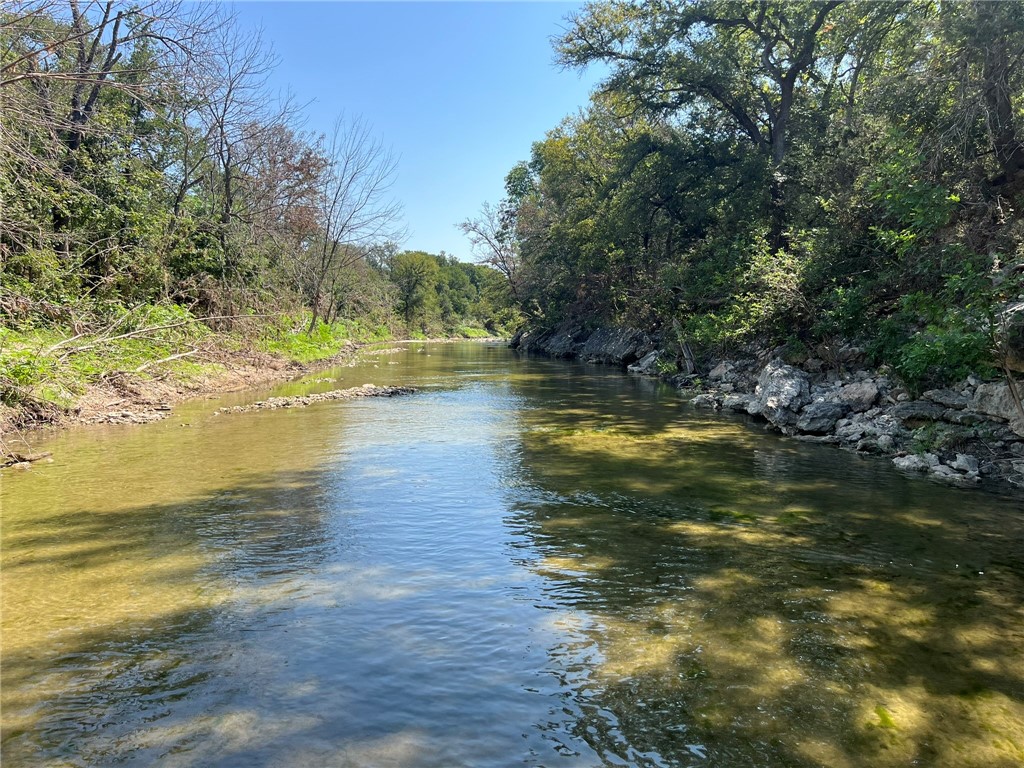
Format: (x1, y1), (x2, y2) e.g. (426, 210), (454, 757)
(0, 1), (515, 347)
(481, 0), (1024, 391)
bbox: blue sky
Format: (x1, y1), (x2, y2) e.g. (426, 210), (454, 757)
(231, 2), (604, 260)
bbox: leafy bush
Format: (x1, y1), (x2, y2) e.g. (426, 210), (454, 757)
(871, 278), (996, 393)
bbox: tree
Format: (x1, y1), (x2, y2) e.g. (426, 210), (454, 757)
(0, 0), (213, 263)
(305, 115), (402, 333)
(459, 201), (521, 302)
(389, 250), (439, 327)
(557, 0), (871, 246)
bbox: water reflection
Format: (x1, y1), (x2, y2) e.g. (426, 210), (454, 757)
(508, 382), (1024, 767)
(2, 342), (1023, 767)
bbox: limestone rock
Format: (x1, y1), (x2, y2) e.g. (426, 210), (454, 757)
(627, 350), (661, 375)
(942, 409), (991, 426)
(890, 401), (945, 424)
(708, 361), (735, 381)
(747, 359), (810, 427)
(833, 380), (879, 412)
(949, 453), (980, 473)
(972, 382), (1024, 437)
(691, 394), (720, 409)
(999, 301), (1024, 373)
(923, 388), (969, 409)
(930, 463), (980, 485)
(722, 394), (754, 412)
(579, 327), (654, 365)
(893, 453), (940, 472)
(796, 401), (850, 434)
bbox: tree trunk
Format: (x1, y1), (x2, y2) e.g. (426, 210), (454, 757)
(976, 2), (1024, 186)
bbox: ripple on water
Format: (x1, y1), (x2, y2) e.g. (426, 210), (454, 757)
(3, 342), (1023, 768)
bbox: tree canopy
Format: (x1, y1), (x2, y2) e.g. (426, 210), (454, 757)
(488, 0), (1024, 391)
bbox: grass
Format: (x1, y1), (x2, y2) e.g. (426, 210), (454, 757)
(1, 305), (495, 419)
(256, 315), (392, 363)
(0, 314), (213, 409)
(0, 308), (395, 415)
(455, 325), (494, 339)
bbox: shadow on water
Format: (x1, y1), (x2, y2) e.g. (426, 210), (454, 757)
(1, 468), (350, 767)
(505, 393), (1024, 768)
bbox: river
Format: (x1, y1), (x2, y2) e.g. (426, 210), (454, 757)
(2, 342), (1023, 767)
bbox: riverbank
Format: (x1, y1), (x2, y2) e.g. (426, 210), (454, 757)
(510, 325), (1024, 491)
(0, 329), (505, 467)
(0, 335), (366, 462)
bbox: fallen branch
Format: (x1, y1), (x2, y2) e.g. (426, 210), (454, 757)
(53, 313), (284, 359)
(134, 348), (198, 373)
(1, 450), (52, 468)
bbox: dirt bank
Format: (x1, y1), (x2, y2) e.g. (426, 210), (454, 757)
(0, 340), (368, 458)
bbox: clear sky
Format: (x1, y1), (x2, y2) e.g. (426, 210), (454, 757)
(230, 1), (604, 260)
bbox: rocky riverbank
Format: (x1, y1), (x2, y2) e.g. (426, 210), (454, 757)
(510, 326), (1024, 490)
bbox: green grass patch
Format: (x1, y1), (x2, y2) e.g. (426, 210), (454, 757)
(256, 314), (393, 364)
(455, 325), (493, 339)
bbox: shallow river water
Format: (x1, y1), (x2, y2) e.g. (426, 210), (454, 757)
(3, 342), (1024, 767)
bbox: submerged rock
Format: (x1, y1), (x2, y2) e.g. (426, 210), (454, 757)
(893, 453), (940, 472)
(691, 394), (720, 409)
(722, 394), (754, 412)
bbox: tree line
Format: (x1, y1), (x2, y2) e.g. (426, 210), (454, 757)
(469, 0), (1024, 391)
(0, 1), (516, 338)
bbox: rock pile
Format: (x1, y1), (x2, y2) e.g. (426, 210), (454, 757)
(215, 384), (416, 415)
(511, 324), (1024, 489)
(84, 404), (172, 425)
(687, 357), (1024, 488)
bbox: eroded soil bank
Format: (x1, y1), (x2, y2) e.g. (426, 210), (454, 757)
(0, 340), (369, 463)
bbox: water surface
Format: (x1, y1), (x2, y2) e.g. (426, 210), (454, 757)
(3, 342), (1023, 767)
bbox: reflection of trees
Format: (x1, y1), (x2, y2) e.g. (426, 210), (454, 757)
(1, 469), (338, 766)
(507, 370), (1024, 767)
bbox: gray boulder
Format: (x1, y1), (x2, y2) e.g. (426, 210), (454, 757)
(722, 394), (755, 412)
(691, 394), (720, 409)
(893, 453), (940, 472)
(579, 327), (655, 365)
(999, 302), (1024, 373)
(708, 361), (735, 381)
(890, 400), (945, 424)
(627, 350), (661, 375)
(930, 464), (980, 485)
(972, 381), (1012, 417)
(942, 409), (991, 426)
(545, 331), (582, 358)
(747, 359), (810, 427)
(796, 401), (850, 434)
(923, 388), (970, 409)
(972, 381), (1024, 436)
(949, 453), (980, 473)
(833, 380), (879, 412)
